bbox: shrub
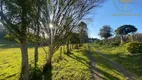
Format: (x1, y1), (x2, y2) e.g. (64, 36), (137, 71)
(125, 42), (142, 54)
(110, 41), (120, 47)
(94, 40), (103, 45)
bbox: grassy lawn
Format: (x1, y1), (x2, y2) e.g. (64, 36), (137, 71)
(92, 43), (142, 79)
(0, 40), (91, 80)
(0, 40), (47, 80)
(0, 39), (137, 80)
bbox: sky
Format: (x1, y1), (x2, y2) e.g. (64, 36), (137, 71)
(87, 0), (142, 39)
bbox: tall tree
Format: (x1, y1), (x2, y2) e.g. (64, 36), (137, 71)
(99, 25), (113, 42)
(115, 25), (137, 44)
(78, 21), (88, 45)
(0, 0), (37, 79)
(31, 0), (43, 69)
(41, 0), (106, 68)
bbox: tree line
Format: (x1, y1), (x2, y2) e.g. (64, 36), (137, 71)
(0, 0), (105, 80)
(98, 24), (138, 45)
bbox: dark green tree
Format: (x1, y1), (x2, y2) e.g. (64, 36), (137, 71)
(0, 0), (39, 79)
(99, 25), (113, 43)
(115, 25), (137, 44)
(66, 32), (80, 55)
(126, 25), (137, 41)
(78, 22), (88, 45)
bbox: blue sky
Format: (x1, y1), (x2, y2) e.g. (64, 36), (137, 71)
(87, 0), (142, 39)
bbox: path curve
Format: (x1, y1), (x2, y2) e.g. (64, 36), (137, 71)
(93, 46), (137, 80)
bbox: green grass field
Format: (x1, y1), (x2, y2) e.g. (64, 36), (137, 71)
(0, 40), (47, 80)
(0, 39), (139, 80)
(0, 40), (91, 80)
(92, 43), (142, 79)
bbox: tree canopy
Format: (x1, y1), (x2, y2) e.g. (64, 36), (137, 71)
(115, 25), (137, 35)
(99, 25), (113, 39)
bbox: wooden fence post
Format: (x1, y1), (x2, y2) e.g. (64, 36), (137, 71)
(63, 45), (65, 54)
(60, 47), (62, 58)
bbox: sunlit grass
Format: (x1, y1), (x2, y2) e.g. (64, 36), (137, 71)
(1, 39), (137, 80)
(0, 40), (91, 80)
(90, 47), (127, 80)
(0, 44), (47, 80)
(92, 43), (142, 79)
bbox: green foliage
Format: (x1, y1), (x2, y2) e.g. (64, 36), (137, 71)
(78, 22), (88, 44)
(27, 33), (36, 44)
(125, 42), (142, 54)
(115, 25), (137, 35)
(68, 32), (80, 44)
(110, 41), (120, 47)
(99, 25), (113, 39)
(4, 33), (19, 42)
(3, 33), (39, 44)
(94, 40), (103, 45)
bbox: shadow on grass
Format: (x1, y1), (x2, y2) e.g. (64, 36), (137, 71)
(69, 52), (89, 67)
(105, 53), (142, 77)
(30, 65), (53, 80)
(43, 66), (52, 80)
(82, 49), (120, 80)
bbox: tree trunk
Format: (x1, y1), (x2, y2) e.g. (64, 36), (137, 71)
(131, 33), (135, 42)
(121, 36), (124, 44)
(60, 47), (62, 59)
(43, 46), (53, 72)
(34, 43), (38, 68)
(131, 35), (133, 42)
(20, 39), (29, 80)
(47, 47), (53, 67)
(34, 3), (40, 68)
(66, 40), (70, 54)
(63, 45), (65, 54)
(70, 44), (71, 51)
(103, 39), (105, 45)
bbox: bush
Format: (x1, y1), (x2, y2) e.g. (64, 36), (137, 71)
(125, 42), (142, 54)
(94, 40), (103, 45)
(110, 42), (120, 47)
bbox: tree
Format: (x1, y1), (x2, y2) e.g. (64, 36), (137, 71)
(99, 25), (113, 43)
(0, 0), (38, 79)
(31, 0), (43, 69)
(41, 0), (106, 68)
(66, 32), (72, 55)
(115, 25), (137, 44)
(70, 32), (80, 44)
(65, 32), (80, 55)
(127, 25), (137, 41)
(78, 21), (88, 45)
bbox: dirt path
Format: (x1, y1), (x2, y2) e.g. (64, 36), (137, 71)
(87, 45), (104, 80)
(93, 47), (137, 80)
(87, 44), (137, 80)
